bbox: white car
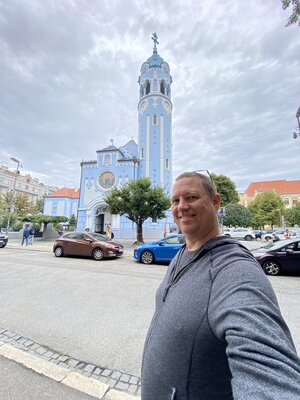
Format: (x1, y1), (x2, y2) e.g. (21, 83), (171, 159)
(271, 230), (299, 241)
(223, 228), (256, 241)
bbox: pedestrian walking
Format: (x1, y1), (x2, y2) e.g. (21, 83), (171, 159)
(142, 171), (300, 400)
(21, 226), (30, 246)
(28, 226), (35, 245)
(57, 225), (64, 237)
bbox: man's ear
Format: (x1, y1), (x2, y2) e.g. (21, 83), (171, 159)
(213, 193), (221, 210)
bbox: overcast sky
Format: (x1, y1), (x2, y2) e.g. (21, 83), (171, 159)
(1, 0), (299, 192)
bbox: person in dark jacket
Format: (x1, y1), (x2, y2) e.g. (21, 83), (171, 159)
(21, 226), (30, 246)
(141, 171), (300, 400)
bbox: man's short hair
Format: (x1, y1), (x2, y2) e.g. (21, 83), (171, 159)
(175, 171), (217, 198)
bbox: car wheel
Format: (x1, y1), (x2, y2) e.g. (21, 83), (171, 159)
(262, 260), (281, 276)
(245, 235), (252, 241)
(92, 248), (104, 261)
(141, 250), (154, 264)
(54, 246), (64, 257)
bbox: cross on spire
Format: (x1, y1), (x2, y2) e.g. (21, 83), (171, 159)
(151, 32), (159, 54)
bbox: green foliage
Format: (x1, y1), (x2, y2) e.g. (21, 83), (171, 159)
(36, 195), (46, 213)
(11, 221), (23, 232)
(284, 203), (300, 226)
(105, 178), (171, 242)
(248, 191), (284, 228)
(282, 0), (300, 26)
(211, 173), (239, 206)
(20, 214), (68, 226)
(223, 203), (252, 227)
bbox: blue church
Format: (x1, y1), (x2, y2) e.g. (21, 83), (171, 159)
(76, 34), (174, 239)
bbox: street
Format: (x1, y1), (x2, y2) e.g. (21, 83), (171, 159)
(0, 239), (299, 395)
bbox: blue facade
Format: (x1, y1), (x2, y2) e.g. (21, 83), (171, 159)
(44, 196), (78, 219)
(77, 34), (174, 239)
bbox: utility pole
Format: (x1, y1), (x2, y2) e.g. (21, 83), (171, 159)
(6, 156), (21, 230)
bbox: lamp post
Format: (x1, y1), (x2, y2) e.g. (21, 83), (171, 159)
(293, 106), (300, 139)
(6, 156), (21, 230)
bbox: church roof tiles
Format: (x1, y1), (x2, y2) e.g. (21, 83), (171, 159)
(244, 180), (300, 197)
(48, 187), (80, 199)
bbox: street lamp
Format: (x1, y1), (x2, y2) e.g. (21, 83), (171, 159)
(293, 106), (300, 139)
(6, 156), (21, 230)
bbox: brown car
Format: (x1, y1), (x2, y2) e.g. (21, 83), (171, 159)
(53, 232), (124, 260)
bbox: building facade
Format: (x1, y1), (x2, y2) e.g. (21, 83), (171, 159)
(43, 188), (80, 219)
(240, 180), (300, 209)
(0, 165), (56, 204)
(76, 34), (174, 238)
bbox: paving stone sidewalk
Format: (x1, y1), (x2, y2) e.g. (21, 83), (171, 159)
(0, 326), (141, 397)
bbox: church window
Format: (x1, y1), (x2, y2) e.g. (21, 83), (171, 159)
(146, 81), (150, 95)
(160, 81), (165, 94)
(153, 79), (158, 92)
(166, 158), (169, 169)
(141, 148), (144, 159)
(104, 154), (111, 166)
(152, 114), (158, 126)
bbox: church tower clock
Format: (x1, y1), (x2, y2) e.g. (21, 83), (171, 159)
(137, 33), (173, 195)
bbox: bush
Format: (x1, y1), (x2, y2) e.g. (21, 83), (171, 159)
(11, 221), (23, 232)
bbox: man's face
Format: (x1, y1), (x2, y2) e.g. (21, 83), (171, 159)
(171, 176), (221, 241)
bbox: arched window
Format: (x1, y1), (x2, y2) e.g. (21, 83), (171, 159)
(153, 79), (158, 92)
(104, 154), (111, 165)
(160, 81), (165, 94)
(166, 158), (169, 169)
(146, 81), (150, 95)
(152, 114), (157, 126)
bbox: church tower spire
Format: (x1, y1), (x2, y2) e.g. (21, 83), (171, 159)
(137, 33), (173, 195)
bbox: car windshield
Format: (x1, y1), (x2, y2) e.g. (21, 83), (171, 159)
(89, 233), (109, 242)
(262, 240), (296, 251)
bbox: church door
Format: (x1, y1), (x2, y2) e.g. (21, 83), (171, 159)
(95, 214), (104, 234)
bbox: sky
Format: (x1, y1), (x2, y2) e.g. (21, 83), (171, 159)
(1, 0), (299, 193)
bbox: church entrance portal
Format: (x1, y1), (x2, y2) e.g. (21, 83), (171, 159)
(94, 205), (110, 234)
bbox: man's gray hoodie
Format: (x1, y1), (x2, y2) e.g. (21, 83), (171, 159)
(141, 237), (300, 399)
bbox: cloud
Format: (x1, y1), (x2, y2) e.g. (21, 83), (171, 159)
(1, 0), (299, 191)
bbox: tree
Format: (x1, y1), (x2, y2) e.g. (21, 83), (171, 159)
(223, 203), (252, 228)
(105, 178), (171, 243)
(36, 195), (46, 213)
(248, 191), (284, 228)
(282, 0), (300, 26)
(284, 203), (300, 226)
(211, 173), (239, 206)
(20, 215), (68, 236)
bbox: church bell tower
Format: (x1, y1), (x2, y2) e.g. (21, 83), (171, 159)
(137, 33), (173, 195)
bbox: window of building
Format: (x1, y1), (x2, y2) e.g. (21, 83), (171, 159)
(160, 81), (165, 94)
(152, 114), (157, 126)
(52, 205), (57, 213)
(146, 81), (150, 95)
(140, 148), (144, 159)
(166, 158), (169, 169)
(151, 217), (157, 223)
(283, 198), (289, 205)
(292, 199), (298, 205)
(104, 154), (111, 166)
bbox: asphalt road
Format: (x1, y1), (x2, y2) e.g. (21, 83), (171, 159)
(0, 241), (299, 379)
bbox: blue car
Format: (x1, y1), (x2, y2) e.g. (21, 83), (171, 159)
(134, 234), (185, 264)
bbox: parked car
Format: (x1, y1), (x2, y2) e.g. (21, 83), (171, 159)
(252, 239), (300, 275)
(261, 230), (276, 241)
(0, 231), (8, 248)
(223, 228), (256, 241)
(53, 232), (124, 260)
(134, 234), (185, 264)
(271, 230), (299, 241)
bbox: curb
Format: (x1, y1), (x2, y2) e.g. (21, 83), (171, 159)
(0, 341), (140, 400)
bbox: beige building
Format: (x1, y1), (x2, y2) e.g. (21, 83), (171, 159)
(240, 180), (300, 209)
(0, 165), (57, 204)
